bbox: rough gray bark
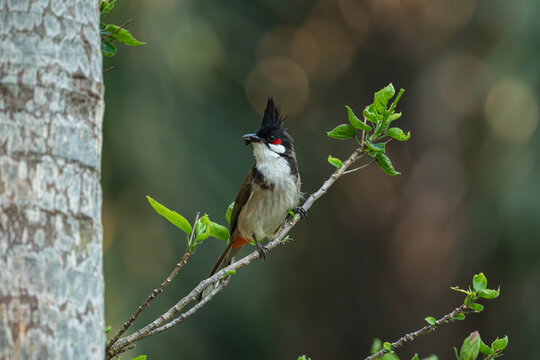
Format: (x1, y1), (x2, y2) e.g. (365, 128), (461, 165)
(0, 0), (104, 359)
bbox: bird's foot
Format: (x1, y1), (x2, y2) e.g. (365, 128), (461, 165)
(292, 206), (308, 219)
(254, 240), (268, 260)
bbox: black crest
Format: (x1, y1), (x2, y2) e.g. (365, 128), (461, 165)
(260, 97), (283, 131)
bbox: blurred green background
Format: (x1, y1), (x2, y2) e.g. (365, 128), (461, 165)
(102, 0), (540, 358)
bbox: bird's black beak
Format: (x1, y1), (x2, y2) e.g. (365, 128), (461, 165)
(242, 133), (260, 145)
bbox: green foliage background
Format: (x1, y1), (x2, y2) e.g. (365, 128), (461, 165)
(102, 0), (539, 359)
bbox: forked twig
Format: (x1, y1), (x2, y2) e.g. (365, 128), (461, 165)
(106, 213), (200, 353)
(365, 304), (469, 360)
(106, 143), (373, 357)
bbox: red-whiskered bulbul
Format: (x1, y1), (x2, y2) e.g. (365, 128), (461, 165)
(200, 98), (304, 300)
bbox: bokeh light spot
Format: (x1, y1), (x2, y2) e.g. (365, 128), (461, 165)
(255, 27), (321, 74)
(437, 54), (492, 115)
(289, 29), (321, 74)
(245, 56), (309, 115)
(338, 0), (371, 42)
(485, 78), (539, 144)
(303, 19), (355, 79)
(419, 0), (477, 30)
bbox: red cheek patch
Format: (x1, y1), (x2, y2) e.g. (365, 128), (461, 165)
(271, 138), (282, 145)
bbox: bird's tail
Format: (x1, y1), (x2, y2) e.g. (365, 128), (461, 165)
(198, 240), (241, 302)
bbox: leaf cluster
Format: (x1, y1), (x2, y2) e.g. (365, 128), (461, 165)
(371, 338), (437, 360)
(146, 196), (230, 252)
(422, 273), (499, 327)
(100, 0), (145, 57)
(372, 273), (506, 360)
(371, 330), (508, 360)
(327, 84), (410, 176)
(454, 332), (508, 360)
(451, 273), (500, 316)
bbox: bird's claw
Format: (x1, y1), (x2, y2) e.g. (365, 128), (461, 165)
(292, 206), (308, 219)
(256, 242), (269, 260)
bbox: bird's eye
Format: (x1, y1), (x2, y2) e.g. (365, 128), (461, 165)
(271, 138), (282, 145)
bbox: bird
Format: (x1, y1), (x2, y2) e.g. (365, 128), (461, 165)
(199, 97), (305, 300)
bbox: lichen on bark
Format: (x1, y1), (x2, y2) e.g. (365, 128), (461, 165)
(0, 0), (105, 359)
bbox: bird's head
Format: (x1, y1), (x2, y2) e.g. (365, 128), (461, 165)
(242, 98), (294, 157)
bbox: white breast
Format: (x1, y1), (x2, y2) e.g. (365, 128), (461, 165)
(236, 143), (300, 240)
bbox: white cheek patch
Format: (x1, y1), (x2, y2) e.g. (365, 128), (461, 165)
(268, 143), (286, 154)
(253, 142), (280, 161)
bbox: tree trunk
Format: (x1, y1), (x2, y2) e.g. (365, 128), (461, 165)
(0, 1), (104, 359)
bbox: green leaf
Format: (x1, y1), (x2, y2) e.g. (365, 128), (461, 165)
(221, 269), (236, 279)
(383, 342), (393, 351)
(473, 273), (487, 291)
(375, 153), (401, 176)
(371, 338), (382, 354)
(389, 112), (402, 122)
(491, 336), (508, 351)
(479, 339), (492, 355)
(130, 356), (147, 360)
(297, 356), (311, 360)
(346, 106), (372, 132)
(425, 317), (437, 326)
(478, 287), (500, 299)
(104, 325), (112, 334)
(327, 124), (356, 140)
(383, 353), (400, 360)
(195, 215), (211, 242)
(459, 331), (481, 360)
(451, 286), (471, 295)
(100, 0), (118, 17)
(374, 83), (395, 115)
(464, 293), (476, 306)
(468, 303), (484, 312)
(387, 127), (411, 141)
(101, 39), (117, 57)
(451, 313), (466, 321)
(365, 137), (385, 152)
(423, 356), (438, 360)
(282, 235), (293, 243)
(209, 221), (229, 241)
(287, 209), (297, 222)
(103, 24), (145, 46)
(411, 355), (419, 360)
(363, 104), (381, 123)
(388, 88), (405, 114)
(146, 196), (192, 235)
(225, 202), (234, 223)
(328, 155), (343, 169)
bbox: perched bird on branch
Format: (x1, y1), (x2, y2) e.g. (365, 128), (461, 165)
(200, 98), (304, 300)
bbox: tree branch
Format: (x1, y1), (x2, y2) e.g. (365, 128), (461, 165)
(365, 304), (469, 360)
(344, 160), (375, 174)
(147, 275), (232, 337)
(106, 145), (369, 358)
(106, 213), (200, 352)
(102, 19), (133, 41)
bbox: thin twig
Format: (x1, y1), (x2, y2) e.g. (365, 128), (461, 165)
(364, 304), (469, 360)
(147, 275), (232, 337)
(106, 213), (200, 354)
(103, 66), (115, 73)
(344, 160), (375, 174)
(187, 212), (199, 249)
(110, 276), (231, 359)
(361, 116), (368, 146)
(106, 146), (367, 357)
(484, 349), (502, 360)
(102, 19), (133, 41)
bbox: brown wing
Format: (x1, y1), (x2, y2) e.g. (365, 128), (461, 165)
(229, 166), (254, 238)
